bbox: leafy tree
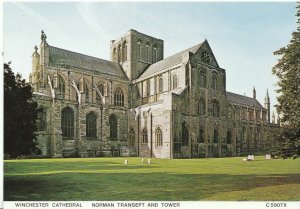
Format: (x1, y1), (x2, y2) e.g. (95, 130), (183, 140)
(4, 63), (41, 158)
(271, 3), (300, 158)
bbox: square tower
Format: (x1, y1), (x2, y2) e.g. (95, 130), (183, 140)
(110, 29), (164, 80)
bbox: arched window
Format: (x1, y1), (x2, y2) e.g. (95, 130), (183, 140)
(84, 81), (89, 102)
(37, 108), (47, 131)
(156, 127), (163, 147)
(53, 75), (65, 99)
(145, 44), (150, 62)
(109, 114), (117, 140)
(201, 51), (211, 64)
(242, 126), (246, 141)
(199, 70), (206, 88)
(86, 112), (97, 139)
(123, 41), (127, 61)
(146, 80), (151, 96)
(213, 130), (218, 143)
(199, 99), (206, 116)
(142, 128), (148, 144)
(255, 128), (260, 149)
(118, 45), (122, 63)
(199, 129), (205, 143)
(227, 130), (232, 144)
(153, 46), (158, 62)
(129, 128), (135, 147)
(212, 100), (220, 117)
(158, 76), (163, 93)
(212, 73), (217, 90)
(61, 107), (74, 138)
(172, 75), (177, 89)
(96, 83), (104, 102)
(137, 42), (141, 60)
(113, 48), (117, 61)
(249, 110), (254, 121)
(114, 88), (124, 106)
(182, 122), (189, 146)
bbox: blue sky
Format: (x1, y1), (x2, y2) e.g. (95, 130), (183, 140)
(3, 2), (297, 115)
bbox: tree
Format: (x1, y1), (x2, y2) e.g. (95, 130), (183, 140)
(271, 3), (300, 158)
(4, 63), (41, 158)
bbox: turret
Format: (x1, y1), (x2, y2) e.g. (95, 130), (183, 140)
(264, 89), (270, 123)
(272, 111), (275, 124)
(32, 45), (40, 71)
(31, 45), (41, 92)
(253, 86), (256, 99)
(40, 30), (49, 66)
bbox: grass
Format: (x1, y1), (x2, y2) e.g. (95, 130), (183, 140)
(4, 156), (300, 201)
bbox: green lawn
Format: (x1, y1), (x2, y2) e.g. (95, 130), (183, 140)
(4, 156), (300, 201)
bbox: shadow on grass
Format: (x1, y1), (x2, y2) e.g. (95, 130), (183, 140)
(4, 173), (300, 201)
(4, 162), (152, 175)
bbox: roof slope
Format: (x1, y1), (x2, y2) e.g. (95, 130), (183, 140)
(226, 91), (264, 109)
(48, 46), (128, 80)
(137, 42), (204, 79)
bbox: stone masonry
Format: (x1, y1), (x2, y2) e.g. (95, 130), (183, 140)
(30, 29), (278, 158)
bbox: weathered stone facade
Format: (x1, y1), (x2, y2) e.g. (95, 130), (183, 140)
(30, 29), (277, 159)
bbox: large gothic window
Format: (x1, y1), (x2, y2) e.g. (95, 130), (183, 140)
(114, 88), (124, 106)
(37, 108), (47, 131)
(109, 114), (117, 140)
(142, 128), (148, 144)
(129, 128), (135, 147)
(86, 112), (97, 139)
(158, 76), (163, 93)
(182, 122), (189, 146)
(212, 73), (217, 90)
(255, 128), (260, 149)
(199, 129), (205, 143)
(212, 100), (220, 117)
(199, 99), (206, 116)
(199, 70), (206, 88)
(172, 75), (177, 89)
(242, 126), (246, 141)
(61, 107), (74, 138)
(227, 130), (232, 144)
(155, 127), (163, 147)
(213, 130), (218, 143)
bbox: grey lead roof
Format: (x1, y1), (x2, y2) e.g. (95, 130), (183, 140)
(137, 42), (204, 79)
(48, 46), (128, 80)
(226, 91), (264, 109)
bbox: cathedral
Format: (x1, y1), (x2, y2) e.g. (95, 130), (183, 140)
(30, 29), (277, 158)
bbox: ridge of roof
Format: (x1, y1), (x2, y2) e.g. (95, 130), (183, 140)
(137, 41), (204, 80)
(48, 45), (128, 80)
(49, 46), (108, 62)
(226, 91), (264, 109)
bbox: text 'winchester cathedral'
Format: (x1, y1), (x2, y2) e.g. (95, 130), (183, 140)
(30, 29), (278, 158)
